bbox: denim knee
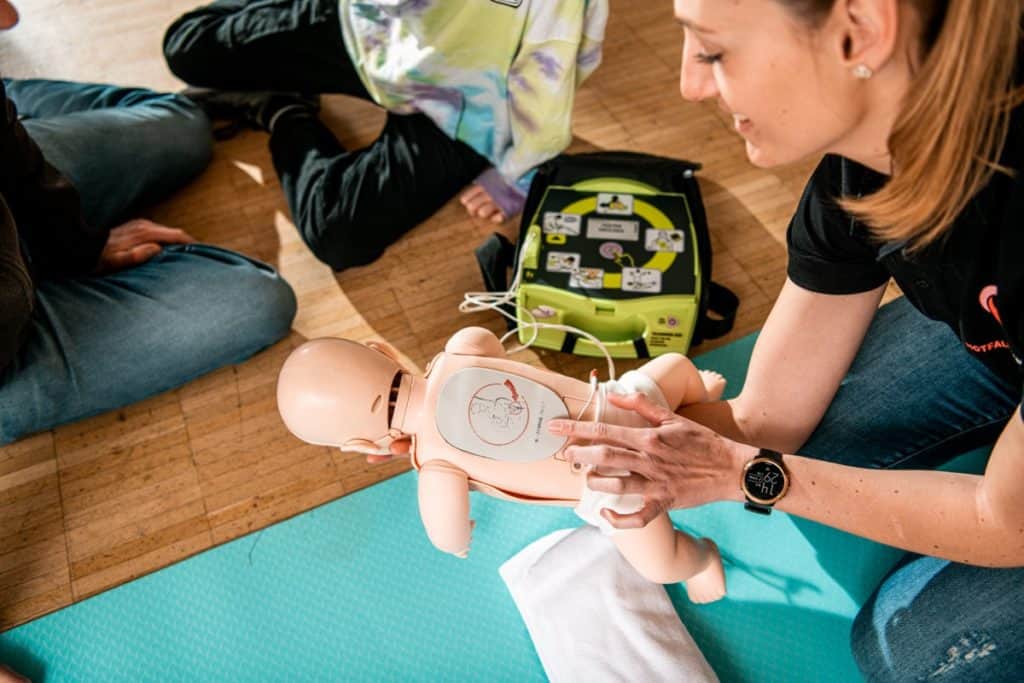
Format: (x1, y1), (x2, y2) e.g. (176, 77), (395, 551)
(851, 597), (890, 682)
(170, 244), (297, 353)
(850, 557), (1024, 682)
(243, 264), (298, 347)
(216, 252), (297, 348)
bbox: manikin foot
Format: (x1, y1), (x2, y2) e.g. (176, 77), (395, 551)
(684, 538), (727, 604)
(698, 370), (727, 402)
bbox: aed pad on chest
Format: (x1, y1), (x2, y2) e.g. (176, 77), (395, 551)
(516, 179), (702, 358)
(435, 368), (568, 462)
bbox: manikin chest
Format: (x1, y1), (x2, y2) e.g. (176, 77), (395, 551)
(433, 367), (569, 463)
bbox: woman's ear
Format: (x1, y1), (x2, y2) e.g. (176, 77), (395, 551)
(833, 0), (900, 72)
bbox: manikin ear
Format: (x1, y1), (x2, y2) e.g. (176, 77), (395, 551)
(831, 0), (900, 74)
(366, 340), (403, 365)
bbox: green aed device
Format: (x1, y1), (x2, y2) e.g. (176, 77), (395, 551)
(516, 176), (704, 359)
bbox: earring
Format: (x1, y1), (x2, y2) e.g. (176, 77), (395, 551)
(853, 64), (874, 80)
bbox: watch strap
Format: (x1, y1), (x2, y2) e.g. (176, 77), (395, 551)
(744, 500), (773, 515)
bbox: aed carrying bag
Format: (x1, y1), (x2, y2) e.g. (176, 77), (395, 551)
(475, 151), (738, 359)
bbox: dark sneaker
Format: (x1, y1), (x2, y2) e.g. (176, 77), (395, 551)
(181, 87), (320, 139)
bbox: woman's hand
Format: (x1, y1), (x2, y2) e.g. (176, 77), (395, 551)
(95, 219), (196, 274)
(548, 392), (751, 529)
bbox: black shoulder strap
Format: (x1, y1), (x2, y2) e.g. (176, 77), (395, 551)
(694, 281), (739, 344)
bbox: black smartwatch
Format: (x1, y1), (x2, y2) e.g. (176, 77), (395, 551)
(741, 448), (789, 515)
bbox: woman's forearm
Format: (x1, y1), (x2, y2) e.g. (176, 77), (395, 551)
(719, 413), (1024, 568)
(680, 398), (814, 455)
(771, 458), (1020, 566)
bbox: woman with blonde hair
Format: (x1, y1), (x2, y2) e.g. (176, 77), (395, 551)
(547, 0), (1024, 679)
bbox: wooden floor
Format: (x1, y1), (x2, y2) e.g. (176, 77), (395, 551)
(0, 0), (855, 631)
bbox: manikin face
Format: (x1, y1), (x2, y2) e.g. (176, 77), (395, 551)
(674, 0), (871, 168)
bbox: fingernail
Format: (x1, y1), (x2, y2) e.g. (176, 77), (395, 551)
(548, 421), (566, 434)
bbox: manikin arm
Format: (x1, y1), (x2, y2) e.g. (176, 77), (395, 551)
(444, 326), (507, 358)
(635, 353), (718, 411)
(417, 460), (474, 558)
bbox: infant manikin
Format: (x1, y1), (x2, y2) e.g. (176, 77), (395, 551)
(277, 326), (726, 603)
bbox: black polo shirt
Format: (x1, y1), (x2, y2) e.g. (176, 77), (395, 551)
(785, 96), (1023, 414)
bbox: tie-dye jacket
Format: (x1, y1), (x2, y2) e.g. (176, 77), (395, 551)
(338, 0), (609, 213)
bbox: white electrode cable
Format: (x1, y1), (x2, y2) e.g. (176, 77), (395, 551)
(460, 230), (618, 381)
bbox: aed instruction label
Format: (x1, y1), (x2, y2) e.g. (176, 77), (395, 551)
(587, 218), (640, 241)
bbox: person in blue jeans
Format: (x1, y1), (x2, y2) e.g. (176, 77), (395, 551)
(0, 9), (296, 446)
(537, 1), (1024, 681)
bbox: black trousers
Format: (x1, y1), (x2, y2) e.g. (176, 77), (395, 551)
(163, 0), (489, 270)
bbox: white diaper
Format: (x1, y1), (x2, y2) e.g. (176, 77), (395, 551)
(573, 370), (668, 534)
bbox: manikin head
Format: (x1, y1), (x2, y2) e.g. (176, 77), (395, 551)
(277, 338), (407, 454)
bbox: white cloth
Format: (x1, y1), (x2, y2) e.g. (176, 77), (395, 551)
(500, 526), (719, 683)
(574, 370), (667, 533)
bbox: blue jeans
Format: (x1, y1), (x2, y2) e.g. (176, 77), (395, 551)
(798, 297), (1023, 681)
(0, 79), (297, 444)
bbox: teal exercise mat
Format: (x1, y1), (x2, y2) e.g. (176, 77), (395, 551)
(0, 335), (990, 682)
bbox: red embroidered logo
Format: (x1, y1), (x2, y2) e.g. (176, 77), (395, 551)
(979, 285), (1002, 325)
(966, 285), (1011, 354)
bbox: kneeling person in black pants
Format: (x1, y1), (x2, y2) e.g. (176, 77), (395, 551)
(163, 0), (609, 271)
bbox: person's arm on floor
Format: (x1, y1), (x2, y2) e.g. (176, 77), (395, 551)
(461, 2), (607, 222)
(550, 281), (1024, 568)
(495, 1), (608, 200)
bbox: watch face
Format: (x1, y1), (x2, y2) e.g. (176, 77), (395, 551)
(743, 459), (787, 504)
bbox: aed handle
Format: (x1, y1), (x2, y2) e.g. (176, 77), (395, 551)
(559, 324), (652, 359)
